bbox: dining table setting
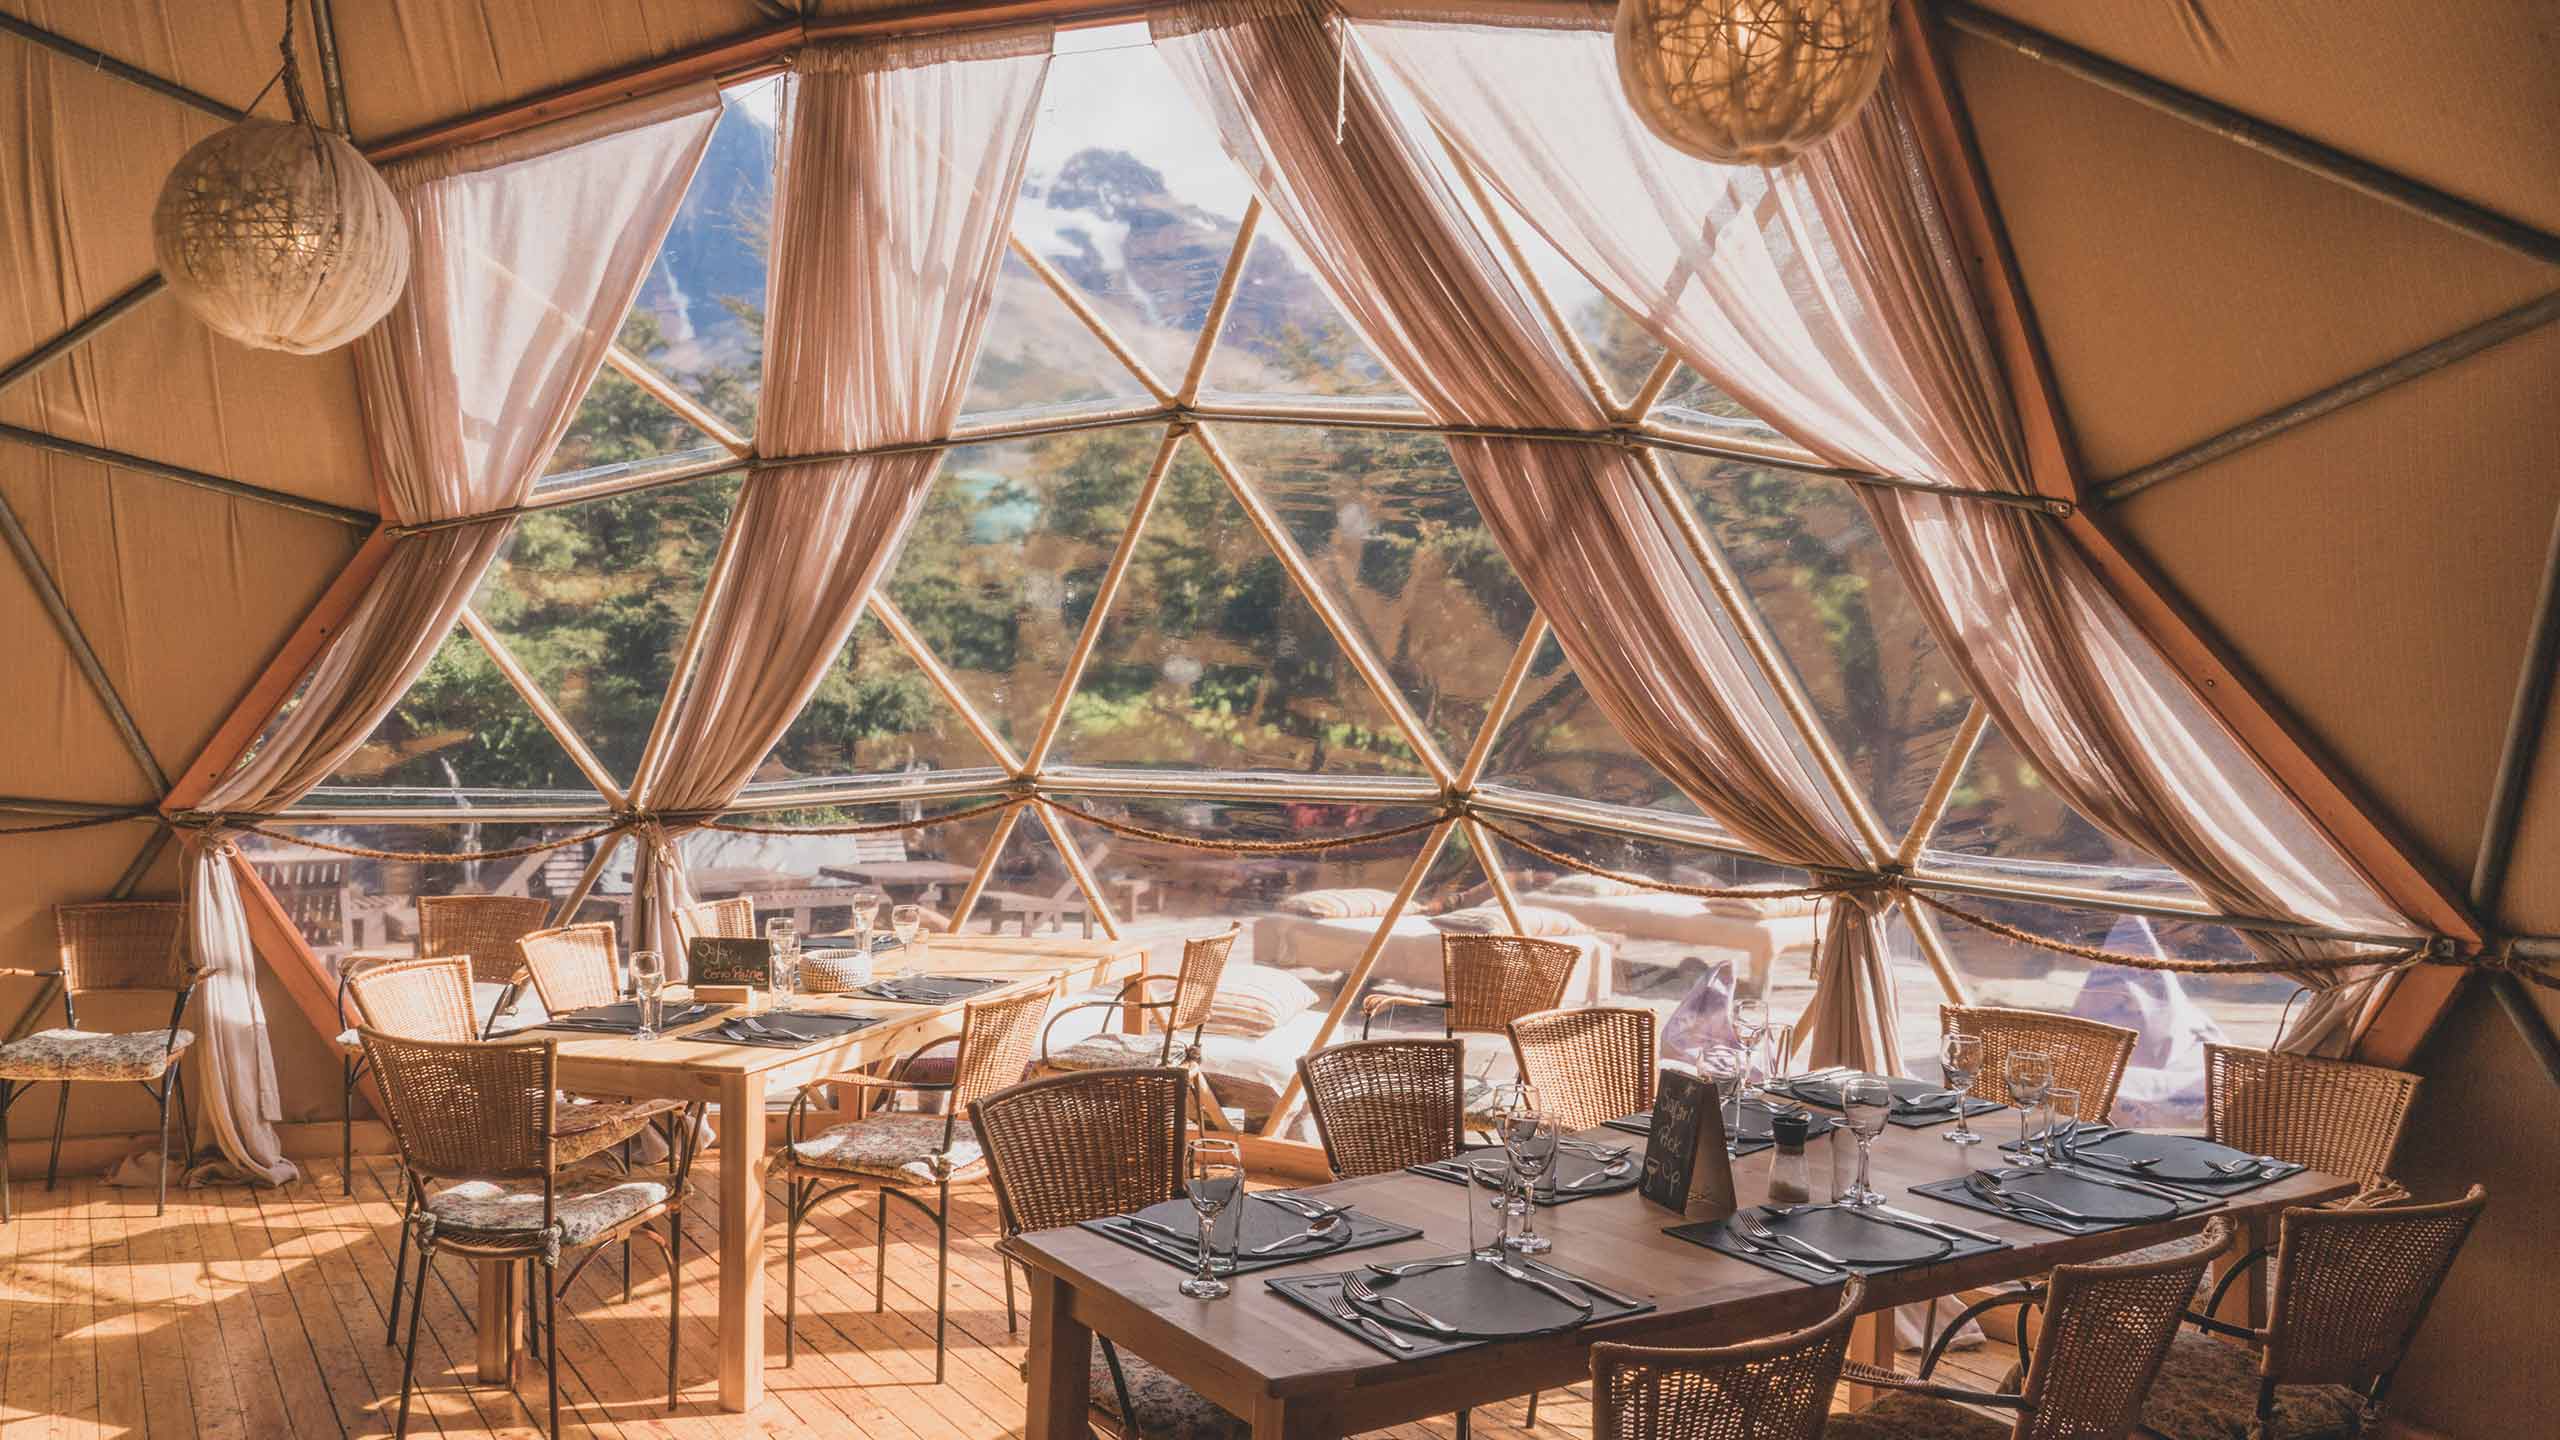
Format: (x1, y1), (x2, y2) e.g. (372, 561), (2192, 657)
(1007, 1059), (2357, 1440)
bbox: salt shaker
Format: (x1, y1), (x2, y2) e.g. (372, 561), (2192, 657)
(1767, 1109), (1814, 1205)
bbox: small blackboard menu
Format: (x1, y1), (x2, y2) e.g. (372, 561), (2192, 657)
(1640, 1067), (1738, 1220)
(687, 936), (772, 988)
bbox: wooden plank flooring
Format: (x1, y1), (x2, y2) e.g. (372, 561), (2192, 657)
(0, 1156), (2020, 1438)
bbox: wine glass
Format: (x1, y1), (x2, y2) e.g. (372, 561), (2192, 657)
(890, 904), (925, 982)
(629, 948), (666, 1041)
(2004, 1050), (2055, 1161)
(1732, 998), (1769, 1102)
(1700, 1045), (1747, 1157)
(1939, 1032), (1985, 1146)
(765, 916), (799, 1013)
(2043, 1087), (2081, 1164)
(851, 892), (882, 957)
(1181, 1138), (1244, 1299)
(1501, 1102), (1559, 1255)
(1839, 1076), (1893, 1206)
(1484, 1082), (1537, 1254)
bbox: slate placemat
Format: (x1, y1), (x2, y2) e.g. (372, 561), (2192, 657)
(1910, 1166), (2223, 1235)
(2003, 1129), (2306, 1197)
(540, 1001), (726, 1035)
(1606, 1103), (1844, 1156)
(1407, 1143), (1639, 1204)
(677, 1011), (886, 1048)
(1078, 1193), (1422, 1277)
(1768, 1073), (2008, 1129)
(858, 975), (1008, 1005)
(1667, 1202), (2006, 1283)
(1268, 1257), (1652, 1359)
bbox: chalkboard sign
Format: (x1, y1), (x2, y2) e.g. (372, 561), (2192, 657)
(1640, 1067), (1738, 1220)
(688, 937), (772, 988)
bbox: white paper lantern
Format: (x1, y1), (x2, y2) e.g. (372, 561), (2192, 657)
(151, 119), (410, 355)
(1615, 0), (1892, 166)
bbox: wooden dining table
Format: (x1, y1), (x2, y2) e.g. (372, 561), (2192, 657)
(1009, 1118), (2356, 1439)
(477, 933), (1150, 1412)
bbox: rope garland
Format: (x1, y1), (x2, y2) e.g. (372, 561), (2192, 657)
(1466, 812), (1851, 901)
(1040, 797), (1447, 854)
(701, 798), (1015, 836)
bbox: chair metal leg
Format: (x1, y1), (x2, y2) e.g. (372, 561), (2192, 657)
(1456, 1410), (1470, 1440)
(172, 1063), (195, 1170)
(873, 1190), (889, 1313)
(544, 1262), (562, 1439)
(525, 1259), (542, 1361)
(2, 1081), (15, 1224)
(385, 1192), (414, 1345)
(1525, 1390), (1540, 1427)
(152, 1075), (174, 1216)
(666, 1210), (683, 1410)
(785, 1185), (804, 1367)
(624, 1239), (633, 1303)
(341, 1058), (356, 1197)
(1099, 1338), (1140, 1438)
(45, 1082), (69, 1190)
(1003, 1251), (1018, 1335)
(394, 1234), (436, 1439)
(934, 1180), (951, 1385)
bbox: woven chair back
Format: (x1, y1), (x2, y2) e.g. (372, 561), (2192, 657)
(1941, 1003), (2138, 1121)
(2264, 1184), (2486, 1388)
(1166, 925), (1241, 1033)
(362, 1029), (557, 1183)
(951, 986), (1054, 1112)
(2015, 1218), (2229, 1440)
(415, 894), (551, 988)
(2204, 1043), (2420, 1186)
(1297, 1038), (1465, 1178)
(1511, 1006), (1657, 1132)
(1591, 1278), (1864, 1440)
(1442, 933), (1580, 1034)
(56, 902), (188, 995)
(518, 922), (622, 1013)
(970, 1068), (1187, 1237)
(347, 957), (480, 1042)
(677, 897), (758, 946)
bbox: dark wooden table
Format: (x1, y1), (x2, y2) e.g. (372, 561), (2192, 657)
(1009, 1122), (2353, 1439)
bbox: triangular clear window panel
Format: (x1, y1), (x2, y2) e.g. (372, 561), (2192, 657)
(1050, 440), (1426, 777)
(1650, 364), (1797, 451)
(1199, 224), (1413, 408)
(1478, 631), (1699, 818)
(537, 353), (739, 496)
(962, 249), (1162, 425)
(303, 624), (602, 811)
(1924, 720), (2205, 902)
(754, 612), (1009, 793)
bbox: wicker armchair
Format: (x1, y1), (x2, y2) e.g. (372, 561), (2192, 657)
(0, 902), (198, 1221)
(362, 1026), (701, 1438)
(1940, 1003), (2139, 1122)
(1592, 1278), (1865, 1440)
(675, 897), (757, 948)
(1831, 1220), (2229, 1440)
(518, 922), (624, 1014)
(775, 983), (1052, 1381)
(2140, 1187), (2486, 1440)
(2190, 1044), (2424, 1319)
(970, 1068), (1245, 1438)
(1297, 1038), (1465, 1179)
(1363, 933), (1580, 1130)
(415, 893), (550, 1029)
(1038, 923), (1239, 1079)
(1510, 1006), (1657, 1132)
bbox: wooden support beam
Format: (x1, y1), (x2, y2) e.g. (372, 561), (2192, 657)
(0, 13), (246, 123)
(1020, 424), (1186, 775)
(457, 606), (629, 809)
(1938, 2), (2560, 268)
(2471, 501), (2560, 920)
(0, 421), (379, 529)
(229, 844), (389, 1119)
(0, 277), (166, 399)
(872, 594), (1027, 774)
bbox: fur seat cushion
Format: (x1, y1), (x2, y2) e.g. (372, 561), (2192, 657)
(2138, 1332), (2363, 1440)
(0, 1028), (192, 1081)
(1091, 1347), (1246, 1439)
(1044, 1031), (1172, 1071)
(424, 1176), (672, 1249)
(788, 1111), (984, 1184)
(1826, 1391), (2009, 1440)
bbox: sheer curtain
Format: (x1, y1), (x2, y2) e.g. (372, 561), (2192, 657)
(1360, 10), (2416, 1048)
(1150, 0), (1896, 1073)
(632, 30), (1051, 968)
(179, 91), (721, 1182)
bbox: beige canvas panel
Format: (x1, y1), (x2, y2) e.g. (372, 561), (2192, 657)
(1971, 0), (2560, 237)
(327, 0), (768, 141)
(0, 510), (156, 807)
(1947, 32), (2553, 479)
(2115, 323), (2560, 889)
(0, 290), (376, 514)
(0, 441), (361, 785)
(0, 0), (312, 122)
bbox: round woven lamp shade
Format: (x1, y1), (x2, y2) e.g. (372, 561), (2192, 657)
(151, 119), (410, 355)
(1614, 0), (1892, 166)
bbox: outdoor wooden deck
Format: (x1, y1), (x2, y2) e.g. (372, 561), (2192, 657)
(0, 1158), (2021, 1438)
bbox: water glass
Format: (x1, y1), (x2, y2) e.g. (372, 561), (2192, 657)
(765, 916), (800, 1012)
(1839, 1076), (1892, 1206)
(629, 948), (666, 1041)
(890, 903), (925, 980)
(1939, 1032), (1985, 1146)
(851, 892), (882, 956)
(1732, 998), (1769, 1100)
(1501, 1104), (1559, 1254)
(1700, 1045), (1747, 1157)
(2004, 1049), (2056, 1161)
(2043, 1087), (2082, 1163)
(1181, 1138), (1244, 1299)
(1763, 1021), (1797, 1085)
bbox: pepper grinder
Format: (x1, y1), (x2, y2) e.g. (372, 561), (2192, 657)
(1767, 1109), (1815, 1205)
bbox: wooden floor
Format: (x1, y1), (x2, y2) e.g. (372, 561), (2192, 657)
(0, 1156), (2019, 1438)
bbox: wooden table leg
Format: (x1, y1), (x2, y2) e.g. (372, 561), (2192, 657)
(475, 1259), (519, 1384)
(717, 1072), (768, 1412)
(1843, 1309), (1895, 1407)
(1023, 1266), (1092, 1440)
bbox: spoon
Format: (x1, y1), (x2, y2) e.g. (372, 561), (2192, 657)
(1249, 1210), (1347, 1254)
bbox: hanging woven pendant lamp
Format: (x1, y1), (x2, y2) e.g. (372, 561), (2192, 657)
(150, 1), (406, 354)
(1614, 0), (1893, 166)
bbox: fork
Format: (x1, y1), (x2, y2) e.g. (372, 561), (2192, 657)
(1736, 1212), (1848, 1269)
(1366, 1256), (1471, 1278)
(1330, 1292), (1412, 1350)
(1344, 1275), (1456, 1332)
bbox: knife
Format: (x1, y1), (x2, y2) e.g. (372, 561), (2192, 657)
(1873, 1204), (2002, 1247)
(1519, 1257), (1639, 1308)
(2050, 1163), (2205, 1207)
(1491, 1257), (1593, 1309)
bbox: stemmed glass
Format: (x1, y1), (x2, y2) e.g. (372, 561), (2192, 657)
(1939, 1032), (1985, 1146)
(1732, 998), (1769, 1103)
(889, 903), (925, 982)
(1180, 1137), (1244, 1299)
(765, 916), (800, 1012)
(629, 948), (666, 1041)
(2043, 1087), (2081, 1165)
(1839, 1076), (1892, 1206)
(1501, 1102), (1559, 1255)
(1484, 1083), (1537, 1255)
(1701, 1045), (1747, 1158)
(851, 893), (883, 962)
(2004, 1050), (2055, 1162)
